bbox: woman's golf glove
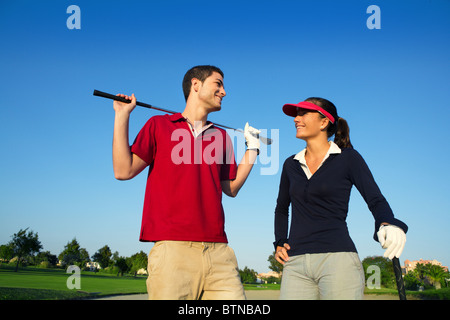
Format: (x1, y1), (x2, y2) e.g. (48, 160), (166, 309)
(377, 225), (406, 259)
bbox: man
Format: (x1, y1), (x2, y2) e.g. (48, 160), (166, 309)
(112, 65), (260, 300)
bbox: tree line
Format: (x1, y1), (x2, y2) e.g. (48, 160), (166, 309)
(0, 228), (263, 280)
(0, 228), (147, 276)
(3, 228), (447, 289)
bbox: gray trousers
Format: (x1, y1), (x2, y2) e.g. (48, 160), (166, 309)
(280, 252), (365, 300)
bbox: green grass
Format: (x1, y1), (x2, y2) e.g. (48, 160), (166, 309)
(1, 266), (282, 300)
(243, 283), (280, 290)
(415, 287), (450, 300)
(364, 287), (450, 300)
(364, 287), (400, 295)
(0, 265), (147, 300)
(2, 265), (448, 300)
(0, 287), (91, 300)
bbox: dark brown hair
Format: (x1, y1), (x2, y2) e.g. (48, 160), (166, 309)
(305, 97), (353, 149)
(182, 65), (224, 101)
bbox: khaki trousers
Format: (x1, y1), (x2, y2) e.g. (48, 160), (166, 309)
(146, 241), (246, 300)
(280, 252), (365, 300)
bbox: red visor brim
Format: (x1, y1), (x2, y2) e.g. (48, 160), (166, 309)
(283, 101), (335, 124)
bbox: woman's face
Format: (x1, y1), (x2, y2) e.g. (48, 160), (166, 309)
(294, 108), (328, 140)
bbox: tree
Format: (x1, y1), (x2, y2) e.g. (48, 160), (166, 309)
(413, 262), (428, 284)
(58, 238), (90, 268)
(267, 251), (283, 274)
(9, 228), (43, 272)
(404, 262), (449, 291)
(34, 251), (58, 267)
(0, 244), (14, 262)
(404, 271), (423, 290)
(115, 256), (129, 277)
(239, 266), (258, 284)
(362, 256), (396, 289)
(129, 251), (148, 276)
(92, 245), (112, 269)
(112, 251), (120, 262)
(422, 263), (448, 290)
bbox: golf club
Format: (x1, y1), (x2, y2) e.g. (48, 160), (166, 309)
(392, 257), (407, 300)
(93, 90), (273, 145)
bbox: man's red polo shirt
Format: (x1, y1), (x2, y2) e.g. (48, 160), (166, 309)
(130, 113), (237, 243)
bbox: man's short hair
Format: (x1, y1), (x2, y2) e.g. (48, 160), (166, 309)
(182, 65), (224, 101)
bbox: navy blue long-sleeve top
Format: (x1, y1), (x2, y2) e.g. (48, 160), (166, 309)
(274, 147), (408, 256)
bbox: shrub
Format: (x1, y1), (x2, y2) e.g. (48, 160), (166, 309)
(404, 272), (423, 290)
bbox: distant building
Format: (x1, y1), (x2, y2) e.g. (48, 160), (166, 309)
(404, 259), (448, 273)
(257, 271), (282, 284)
(136, 268), (148, 275)
(86, 261), (101, 271)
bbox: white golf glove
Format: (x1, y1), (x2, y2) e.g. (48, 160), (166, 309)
(377, 225), (406, 260)
(244, 122), (261, 152)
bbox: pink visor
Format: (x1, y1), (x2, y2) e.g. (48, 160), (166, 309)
(283, 101), (336, 124)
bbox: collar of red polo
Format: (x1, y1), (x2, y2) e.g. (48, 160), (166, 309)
(169, 113), (185, 122)
(169, 113), (214, 128)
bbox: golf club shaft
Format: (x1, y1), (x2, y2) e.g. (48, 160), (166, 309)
(93, 90), (272, 145)
(392, 257), (407, 300)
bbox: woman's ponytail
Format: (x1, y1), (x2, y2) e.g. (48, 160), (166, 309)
(333, 117), (353, 149)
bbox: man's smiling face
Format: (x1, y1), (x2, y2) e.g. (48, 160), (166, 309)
(197, 71), (226, 112)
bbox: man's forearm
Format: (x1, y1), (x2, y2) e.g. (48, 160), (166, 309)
(113, 113), (133, 180)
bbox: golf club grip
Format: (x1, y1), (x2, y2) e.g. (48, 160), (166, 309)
(93, 90), (159, 110)
(93, 90), (129, 103)
(393, 257), (407, 300)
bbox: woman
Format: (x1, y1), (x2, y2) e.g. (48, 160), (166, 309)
(274, 97), (407, 300)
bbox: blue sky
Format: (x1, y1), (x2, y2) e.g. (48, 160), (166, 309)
(1, 0), (449, 274)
